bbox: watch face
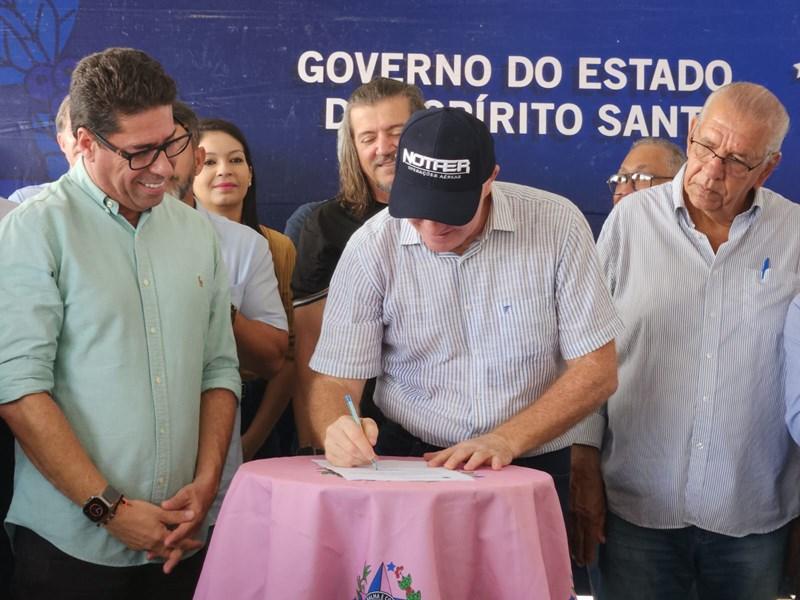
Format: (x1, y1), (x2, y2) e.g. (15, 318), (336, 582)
(83, 497), (109, 522)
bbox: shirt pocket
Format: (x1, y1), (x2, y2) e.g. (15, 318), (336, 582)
(742, 267), (800, 329)
(489, 296), (556, 359)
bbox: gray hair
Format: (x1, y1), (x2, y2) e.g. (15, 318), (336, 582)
(55, 95), (71, 134)
(698, 82), (789, 153)
(630, 137), (687, 176)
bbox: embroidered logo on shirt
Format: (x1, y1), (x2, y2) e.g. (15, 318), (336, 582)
(502, 303), (512, 314)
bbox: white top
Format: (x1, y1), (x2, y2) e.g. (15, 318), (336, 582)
(0, 197), (15, 220)
(312, 181), (621, 456)
(7, 183), (47, 204)
(195, 201), (287, 525)
(198, 202), (287, 331)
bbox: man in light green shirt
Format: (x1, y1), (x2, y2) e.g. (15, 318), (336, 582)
(0, 48), (240, 599)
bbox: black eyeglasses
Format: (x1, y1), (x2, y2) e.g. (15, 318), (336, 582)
(607, 172), (672, 194)
(89, 127), (192, 170)
(689, 138), (770, 178)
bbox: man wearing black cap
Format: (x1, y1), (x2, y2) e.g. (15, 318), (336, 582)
(308, 107), (620, 507)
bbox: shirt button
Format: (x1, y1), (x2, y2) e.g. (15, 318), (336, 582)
(158, 477), (165, 485)
(159, 427), (166, 434)
(155, 376), (162, 384)
(696, 442), (704, 449)
(149, 326), (156, 334)
(702, 395), (709, 402)
(142, 278), (150, 287)
(705, 353), (712, 359)
(105, 200), (113, 208)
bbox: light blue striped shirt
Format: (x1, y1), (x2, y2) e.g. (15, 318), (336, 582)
(311, 181), (622, 456)
(0, 159), (241, 565)
(583, 166), (800, 536)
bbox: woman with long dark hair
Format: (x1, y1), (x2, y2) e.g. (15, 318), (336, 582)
(193, 118), (297, 460)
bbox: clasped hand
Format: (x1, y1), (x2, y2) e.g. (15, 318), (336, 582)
(106, 478), (216, 574)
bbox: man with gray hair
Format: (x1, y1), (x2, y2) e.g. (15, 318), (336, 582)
(571, 81), (800, 599)
(605, 136), (686, 204)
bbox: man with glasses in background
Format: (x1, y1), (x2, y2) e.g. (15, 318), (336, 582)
(0, 48), (240, 599)
(570, 82), (800, 600)
(606, 137), (686, 204)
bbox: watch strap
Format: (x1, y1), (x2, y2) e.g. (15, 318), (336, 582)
(101, 485), (122, 508)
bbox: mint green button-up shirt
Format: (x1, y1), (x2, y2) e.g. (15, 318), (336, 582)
(0, 160), (241, 566)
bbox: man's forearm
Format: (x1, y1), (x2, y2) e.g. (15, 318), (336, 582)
(308, 374), (367, 443)
(233, 314), (288, 378)
(194, 388), (237, 490)
(0, 392), (107, 506)
(492, 340), (617, 456)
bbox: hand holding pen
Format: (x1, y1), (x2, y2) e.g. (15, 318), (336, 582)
(322, 394), (380, 468)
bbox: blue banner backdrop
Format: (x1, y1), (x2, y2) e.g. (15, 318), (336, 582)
(1, 0), (798, 234)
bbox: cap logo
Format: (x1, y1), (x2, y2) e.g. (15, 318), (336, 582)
(402, 148), (470, 180)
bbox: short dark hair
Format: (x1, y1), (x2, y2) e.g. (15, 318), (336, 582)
(172, 101), (199, 146)
(69, 47), (177, 137)
(197, 118), (261, 236)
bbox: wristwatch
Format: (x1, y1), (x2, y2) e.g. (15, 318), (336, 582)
(82, 485), (123, 526)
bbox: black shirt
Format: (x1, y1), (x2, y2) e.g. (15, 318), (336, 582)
(291, 197), (385, 305)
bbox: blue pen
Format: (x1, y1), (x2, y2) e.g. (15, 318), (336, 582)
(761, 257), (770, 281)
(344, 394), (378, 470)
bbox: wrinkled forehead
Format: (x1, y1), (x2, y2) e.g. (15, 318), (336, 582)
(695, 100), (771, 156)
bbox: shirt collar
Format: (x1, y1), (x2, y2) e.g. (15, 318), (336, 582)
(69, 157), (121, 216)
(671, 163), (764, 217)
(486, 182), (515, 233)
(399, 182), (514, 246)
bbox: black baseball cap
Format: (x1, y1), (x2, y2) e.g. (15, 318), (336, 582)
(389, 107), (496, 226)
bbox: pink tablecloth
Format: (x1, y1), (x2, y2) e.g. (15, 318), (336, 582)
(194, 456), (573, 599)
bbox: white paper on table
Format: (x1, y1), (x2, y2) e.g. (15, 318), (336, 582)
(313, 459), (473, 481)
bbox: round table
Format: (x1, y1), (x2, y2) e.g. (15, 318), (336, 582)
(194, 456), (573, 599)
